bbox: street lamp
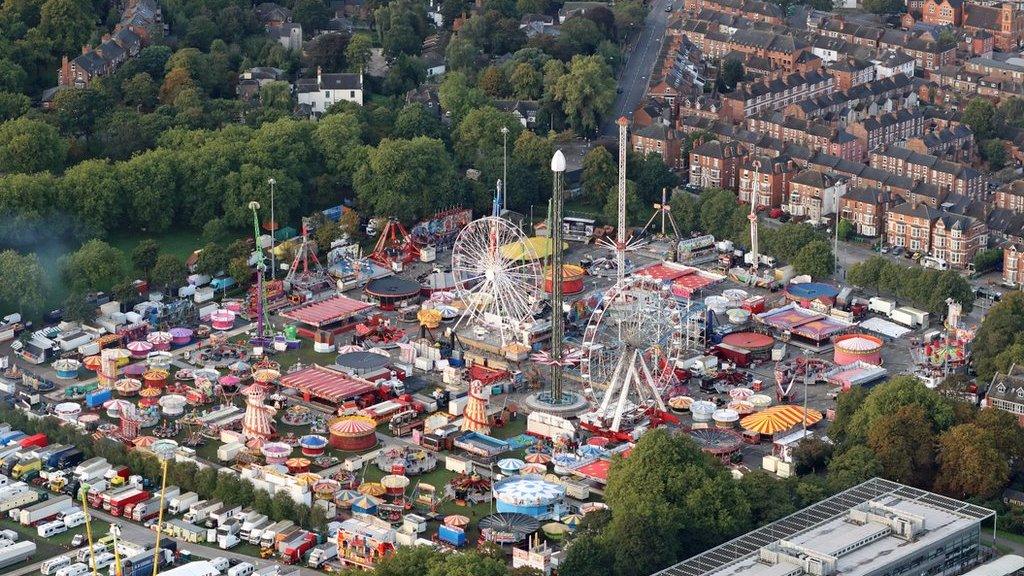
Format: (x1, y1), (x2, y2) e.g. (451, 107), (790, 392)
(501, 126), (509, 213)
(268, 178), (276, 280)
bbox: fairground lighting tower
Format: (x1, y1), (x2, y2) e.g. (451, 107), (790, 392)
(748, 159), (761, 273)
(550, 149), (567, 403)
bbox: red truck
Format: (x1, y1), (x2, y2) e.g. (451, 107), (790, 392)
(18, 433), (47, 450)
(278, 531), (318, 564)
(109, 488), (149, 516)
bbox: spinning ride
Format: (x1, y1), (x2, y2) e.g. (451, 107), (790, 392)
(451, 216), (543, 346)
(577, 275), (684, 437)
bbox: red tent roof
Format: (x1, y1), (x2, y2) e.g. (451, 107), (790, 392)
(281, 295), (371, 328)
(280, 365), (376, 404)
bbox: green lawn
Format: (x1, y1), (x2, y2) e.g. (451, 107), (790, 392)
(0, 514), (111, 560)
(30, 228), (203, 319)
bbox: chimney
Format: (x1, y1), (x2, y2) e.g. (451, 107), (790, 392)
(317, 66), (322, 88)
(82, 45), (90, 54)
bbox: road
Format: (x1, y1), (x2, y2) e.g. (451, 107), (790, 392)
(602, 0), (675, 136)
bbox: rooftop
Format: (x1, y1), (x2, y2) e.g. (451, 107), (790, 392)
(654, 478), (993, 576)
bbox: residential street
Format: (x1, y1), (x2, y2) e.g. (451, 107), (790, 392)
(602, 0), (675, 136)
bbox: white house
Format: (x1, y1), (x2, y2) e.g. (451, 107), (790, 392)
(873, 50), (916, 80)
(296, 67), (363, 115)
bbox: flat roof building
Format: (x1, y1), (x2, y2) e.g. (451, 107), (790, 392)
(653, 478), (994, 576)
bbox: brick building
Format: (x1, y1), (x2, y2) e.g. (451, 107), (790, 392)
(996, 180), (1024, 213)
(840, 186), (891, 237)
(631, 124), (684, 169)
(846, 108), (925, 152)
(787, 169), (848, 222)
(869, 146), (986, 200)
(885, 202), (987, 267)
(738, 155), (797, 208)
(689, 139), (747, 189)
(720, 70), (834, 122)
(985, 364), (1024, 424)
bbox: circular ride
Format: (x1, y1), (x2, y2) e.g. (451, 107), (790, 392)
(451, 216), (544, 347)
(579, 275), (685, 393)
(478, 513), (541, 545)
(577, 275), (685, 437)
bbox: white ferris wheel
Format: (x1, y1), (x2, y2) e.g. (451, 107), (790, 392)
(451, 216), (544, 346)
(580, 275), (685, 398)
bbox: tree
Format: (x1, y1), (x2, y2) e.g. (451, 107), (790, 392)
(270, 490), (295, 521)
(973, 248), (1003, 274)
(39, 0), (95, 54)
(260, 81), (292, 113)
(121, 73), (158, 111)
(581, 146), (616, 202)
(866, 404), (937, 487)
(0, 92), (30, 122)
(846, 375), (955, 444)
(602, 429), (751, 576)
(0, 250), (46, 317)
(477, 66), (506, 97)
(63, 292), (97, 324)
(633, 152), (678, 204)
(159, 67), (196, 105)
(510, 63), (542, 100)
(826, 445), (881, 493)
(558, 17), (607, 55)
(973, 292), (1024, 382)
(717, 58), (744, 92)
(699, 188), (743, 239)
(354, 137), (457, 221)
(670, 192), (699, 235)
(738, 470), (797, 525)
(131, 239), (161, 277)
(862, 0), (903, 13)
(120, 149), (180, 233)
(963, 98), (996, 140)
(603, 180), (644, 226)
(934, 423), (1010, 499)
(791, 239), (835, 278)
(762, 223), (823, 262)
(982, 139), (1008, 170)
(453, 106), (522, 166)
(0, 59), (27, 94)
(836, 218), (855, 241)
(392, 103), (446, 141)
(57, 159), (124, 236)
(61, 240), (126, 293)
(553, 55), (616, 134)
(305, 32), (349, 73)
(149, 254), (187, 291)
(0, 117), (67, 174)
(791, 437), (833, 474)
(293, 0), (331, 31)
(559, 535), (614, 576)
(345, 33), (373, 71)
(846, 256), (887, 290)
(439, 72), (487, 125)
(314, 112), (363, 173)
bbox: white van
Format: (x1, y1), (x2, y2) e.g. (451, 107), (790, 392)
(38, 520), (68, 538)
(921, 256), (948, 270)
(42, 555), (72, 575)
(209, 557), (230, 573)
(226, 562), (254, 576)
(90, 552), (115, 570)
(56, 563), (89, 576)
(77, 544), (108, 563)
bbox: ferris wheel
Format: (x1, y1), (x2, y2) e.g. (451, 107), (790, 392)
(451, 216), (544, 346)
(579, 275), (685, 396)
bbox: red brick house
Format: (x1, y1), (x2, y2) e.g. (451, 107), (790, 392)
(996, 180), (1024, 213)
(885, 202), (988, 267)
(846, 108), (925, 152)
(840, 186), (891, 237)
(964, 3), (1024, 52)
(631, 124), (684, 170)
(689, 140), (747, 190)
(738, 155), (797, 208)
(921, 0), (962, 26)
(984, 364), (1024, 425)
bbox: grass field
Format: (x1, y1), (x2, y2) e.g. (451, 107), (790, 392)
(30, 228), (202, 320)
(0, 514), (111, 560)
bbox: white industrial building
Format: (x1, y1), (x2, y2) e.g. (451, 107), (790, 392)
(653, 478), (994, 576)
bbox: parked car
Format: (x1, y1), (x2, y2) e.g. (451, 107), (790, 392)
(891, 246), (904, 256)
(778, 213), (791, 223)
